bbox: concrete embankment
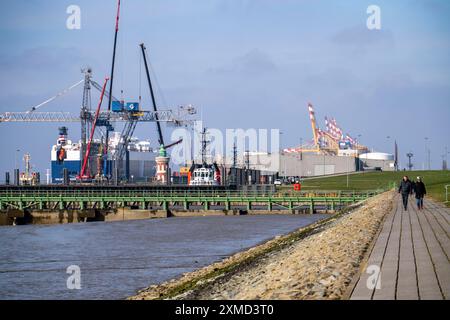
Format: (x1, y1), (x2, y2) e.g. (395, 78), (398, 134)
(129, 191), (395, 300)
(0, 208), (331, 226)
(0, 208), (170, 226)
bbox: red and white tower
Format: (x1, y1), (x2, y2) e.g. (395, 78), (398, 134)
(155, 145), (170, 184)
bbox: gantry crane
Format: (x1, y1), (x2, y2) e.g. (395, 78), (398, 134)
(0, 67), (195, 182)
(284, 103), (368, 155)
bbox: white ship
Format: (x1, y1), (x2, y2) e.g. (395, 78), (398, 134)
(51, 128), (156, 183)
(188, 163), (221, 186)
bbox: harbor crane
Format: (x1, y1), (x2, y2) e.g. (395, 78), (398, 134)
(79, 77), (109, 180)
(284, 103), (369, 156)
(0, 0), (197, 182)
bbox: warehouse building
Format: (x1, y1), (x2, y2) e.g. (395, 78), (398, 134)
(247, 151), (395, 178)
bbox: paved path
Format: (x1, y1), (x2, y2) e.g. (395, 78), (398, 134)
(350, 195), (450, 300)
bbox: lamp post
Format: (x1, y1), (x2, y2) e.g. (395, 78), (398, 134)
(322, 152), (326, 176)
(442, 146), (449, 170)
(14, 149), (20, 170)
(346, 154), (349, 188)
(280, 131), (285, 178)
(446, 146), (449, 170)
(299, 137), (303, 178)
(385, 135), (391, 171)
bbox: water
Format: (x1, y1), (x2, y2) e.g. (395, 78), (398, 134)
(0, 214), (328, 299)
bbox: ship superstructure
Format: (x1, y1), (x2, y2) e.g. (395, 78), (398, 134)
(51, 128), (156, 183)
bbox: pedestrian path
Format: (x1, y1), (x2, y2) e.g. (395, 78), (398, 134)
(350, 195), (449, 300)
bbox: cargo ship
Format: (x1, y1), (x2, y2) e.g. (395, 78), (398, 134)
(51, 127), (81, 183)
(51, 127), (156, 183)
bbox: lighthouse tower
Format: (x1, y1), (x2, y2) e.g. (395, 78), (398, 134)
(155, 145), (170, 184)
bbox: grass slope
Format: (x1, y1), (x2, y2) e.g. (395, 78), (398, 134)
(296, 170), (450, 205)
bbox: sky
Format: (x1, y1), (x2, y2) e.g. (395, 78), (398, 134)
(0, 0), (449, 175)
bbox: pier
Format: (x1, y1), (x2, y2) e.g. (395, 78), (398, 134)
(0, 186), (383, 224)
(349, 196), (450, 300)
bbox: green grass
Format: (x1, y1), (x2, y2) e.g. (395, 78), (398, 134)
(285, 170), (450, 206)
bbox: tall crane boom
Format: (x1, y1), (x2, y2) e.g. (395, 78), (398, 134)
(308, 103), (319, 149)
(140, 43), (165, 146)
(104, 0), (121, 177)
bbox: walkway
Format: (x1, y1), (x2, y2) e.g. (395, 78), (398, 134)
(350, 195), (450, 300)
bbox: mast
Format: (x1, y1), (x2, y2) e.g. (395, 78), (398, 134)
(201, 128), (209, 165)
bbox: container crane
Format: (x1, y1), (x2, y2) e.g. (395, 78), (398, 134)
(284, 103), (368, 155)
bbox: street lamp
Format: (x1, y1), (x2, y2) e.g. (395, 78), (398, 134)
(442, 146), (450, 170)
(299, 137), (303, 179)
(346, 154), (349, 188)
(357, 134), (362, 146)
(280, 131), (285, 178)
(14, 149), (20, 170)
(323, 151), (326, 176)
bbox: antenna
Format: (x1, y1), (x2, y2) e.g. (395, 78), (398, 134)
(232, 142), (237, 168)
(200, 128), (210, 165)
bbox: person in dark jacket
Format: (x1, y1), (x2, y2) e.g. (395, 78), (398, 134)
(413, 176), (427, 210)
(398, 176), (412, 210)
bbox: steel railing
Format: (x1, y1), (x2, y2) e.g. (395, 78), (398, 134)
(0, 188), (384, 199)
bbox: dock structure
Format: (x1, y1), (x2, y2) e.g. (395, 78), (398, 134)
(0, 187), (382, 216)
(350, 196), (450, 300)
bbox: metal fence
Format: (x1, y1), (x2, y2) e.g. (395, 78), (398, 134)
(0, 188), (385, 199)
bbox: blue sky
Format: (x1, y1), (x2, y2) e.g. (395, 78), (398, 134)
(0, 0), (449, 174)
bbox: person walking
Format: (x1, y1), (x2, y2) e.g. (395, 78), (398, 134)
(413, 176), (427, 210)
(398, 176), (412, 210)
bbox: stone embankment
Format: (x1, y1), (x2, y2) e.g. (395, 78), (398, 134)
(130, 191), (395, 300)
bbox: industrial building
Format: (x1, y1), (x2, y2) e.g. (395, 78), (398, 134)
(248, 151), (395, 178)
(256, 103), (398, 177)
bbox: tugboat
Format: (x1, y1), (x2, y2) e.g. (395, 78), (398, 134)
(188, 127), (221, 186)
(188, 162), (221, 186)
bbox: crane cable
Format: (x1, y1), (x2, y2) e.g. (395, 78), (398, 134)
(119, 3), (124, 102)
(26, 79), (84, 113)
(139, 48), (142, 103)
(148, 59), (167, 109)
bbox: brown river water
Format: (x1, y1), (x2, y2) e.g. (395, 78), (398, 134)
(0, 214), (328, 299)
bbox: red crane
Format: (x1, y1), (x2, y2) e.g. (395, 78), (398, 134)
(78, 77), (109, 180)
